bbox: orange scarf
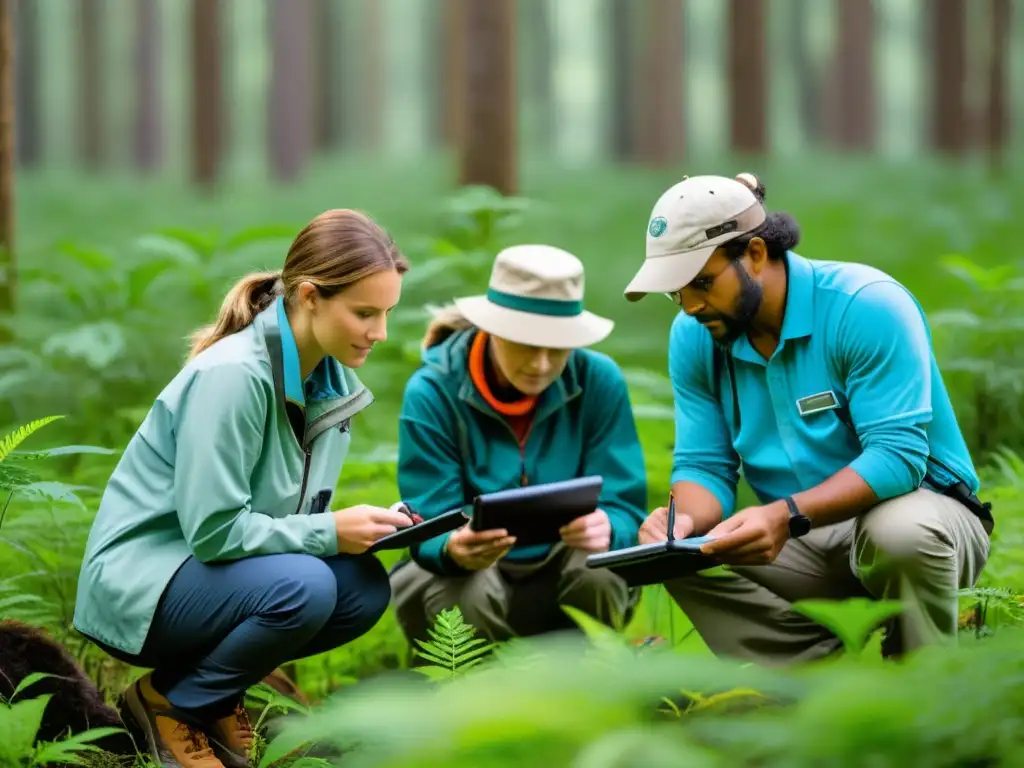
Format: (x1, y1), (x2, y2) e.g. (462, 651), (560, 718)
(468, 331), (536, 445)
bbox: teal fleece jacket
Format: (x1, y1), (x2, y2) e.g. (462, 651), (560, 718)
(73, 298), (372, 655)
(397, 328), (648, 575)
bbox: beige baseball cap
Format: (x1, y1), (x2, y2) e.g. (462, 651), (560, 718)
(624, 174), (767, 301)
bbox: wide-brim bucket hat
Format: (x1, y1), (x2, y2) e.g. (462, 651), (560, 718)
(454, 244), (614, 349)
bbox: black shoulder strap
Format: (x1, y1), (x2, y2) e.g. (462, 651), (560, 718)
(711, 342), (741, 430)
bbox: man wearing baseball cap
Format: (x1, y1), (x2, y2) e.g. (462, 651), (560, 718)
(625, 172), (993, 663)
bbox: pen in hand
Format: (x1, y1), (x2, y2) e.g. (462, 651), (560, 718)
(666, 495), (676, 543)
(390, 501), (423, 525)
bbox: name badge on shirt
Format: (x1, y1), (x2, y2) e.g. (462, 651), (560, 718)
(796, 390), (840, 417)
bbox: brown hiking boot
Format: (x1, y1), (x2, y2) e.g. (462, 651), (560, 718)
(206, 701), (254, 768)
(123, 673), (224, 768)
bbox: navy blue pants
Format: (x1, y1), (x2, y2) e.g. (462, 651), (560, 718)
(95, 552), (390, 721)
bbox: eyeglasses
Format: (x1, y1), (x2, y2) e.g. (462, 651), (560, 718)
(663, 261), (735, 306)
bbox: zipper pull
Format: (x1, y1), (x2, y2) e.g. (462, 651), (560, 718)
(520, 466), (528, 486)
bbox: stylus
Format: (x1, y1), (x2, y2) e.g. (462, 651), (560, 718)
(666, 494), (676, 543)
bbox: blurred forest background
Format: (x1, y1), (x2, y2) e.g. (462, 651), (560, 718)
(1, 3), (1024, 764)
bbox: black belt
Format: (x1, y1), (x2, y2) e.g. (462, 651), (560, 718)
(932, 479), (995, 534)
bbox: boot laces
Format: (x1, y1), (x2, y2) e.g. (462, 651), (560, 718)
(174, 722), (215, 760)
(232, 702), (254, 745)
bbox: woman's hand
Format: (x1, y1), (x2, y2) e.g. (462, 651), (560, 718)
(445, 525), (516, 571)
(333, 505), (413, 555)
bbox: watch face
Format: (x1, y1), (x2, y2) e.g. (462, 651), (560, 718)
(790, 514), (812, 537)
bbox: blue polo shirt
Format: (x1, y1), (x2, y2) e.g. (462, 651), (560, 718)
(668, 251), (979, 516)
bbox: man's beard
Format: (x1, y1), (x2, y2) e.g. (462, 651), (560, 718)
(701, 261), (763, 346)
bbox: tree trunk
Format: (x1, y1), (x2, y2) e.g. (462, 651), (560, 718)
(13, 0), (40, 168)
(825, 0), (874, 151)
(928, 0), (968, 155)
(267, 0), (314, 182)
(524, 0), (553, 153)
(458, 0), (517, 195)
(636, 0), (684, 166)
(0, 0), (13, 323)
(607, 0), (638, 161)
(77, 0), (104, 169)
(790, 0), (819, 145)
(727, 0), (767, 155)
(984, 0), (1011, 175)
(133, 0), (162, 171)
(439, 0), (465, 151)
(191, 0), (222, 188)
(362, 0), (384, 152)
(313, 0), (340, 151)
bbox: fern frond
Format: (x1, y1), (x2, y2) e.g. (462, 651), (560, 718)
(0, 416), (64, 464)
(412, 606), (497, 680)
(0, 461), (41, 491)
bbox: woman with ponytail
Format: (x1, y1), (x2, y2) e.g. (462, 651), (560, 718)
(74, 209), (413, 767)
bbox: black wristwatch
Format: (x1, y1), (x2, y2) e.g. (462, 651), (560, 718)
(783, 496), (812, 538)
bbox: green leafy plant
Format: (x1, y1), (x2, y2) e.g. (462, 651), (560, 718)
(411, 606), (497, 681)
(790, 597), (904, 657)
(0, 416), (114, 634)
(3, 225), (300, 449)
(243, 682), (319, 768)
(0, 673), (130, 767)
(928, 254), (1024, 455)
(958, 586), (1024, 637)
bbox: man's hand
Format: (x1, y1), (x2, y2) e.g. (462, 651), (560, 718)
(559, 509), (611, 553)
(699, 501), (791, 565)
(638, 505), (695, 545)
(445, 525), (516, 571)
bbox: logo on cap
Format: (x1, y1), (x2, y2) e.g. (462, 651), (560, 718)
(648, 216), (668, 238)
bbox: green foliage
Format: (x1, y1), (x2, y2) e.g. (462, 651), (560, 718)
(928, 255), (1024, 456)
(0, 681), (130, 768)
(1, 159), (1024, 764)
(412, 606), (497, 681)
(257, 619), (1024, 768)
(244, 682), (317, 768)
(790, 597), (904, 657)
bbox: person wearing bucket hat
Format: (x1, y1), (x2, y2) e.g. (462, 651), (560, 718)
(389, 244), (647, 644)
(625, 172), (991, 664)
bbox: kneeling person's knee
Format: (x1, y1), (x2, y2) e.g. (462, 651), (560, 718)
(336, 553), (393, 637)
(263, 556), (339, 632)
(858, 494), (954, 566)
(560, 561), (632, 618)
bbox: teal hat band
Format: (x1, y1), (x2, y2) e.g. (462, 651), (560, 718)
(486, 288), (583, 317)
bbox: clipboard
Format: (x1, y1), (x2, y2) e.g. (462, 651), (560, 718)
(468, 476), (603, 547)
(367, 505), (470, 554)
(585, 496), (718, 587)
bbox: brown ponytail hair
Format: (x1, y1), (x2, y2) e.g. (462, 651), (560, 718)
(188, 209), (408, 359)
(422, 304), (475, 349)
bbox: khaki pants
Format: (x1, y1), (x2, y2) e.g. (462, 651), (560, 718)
(391, 543), (641, 644)
(665, 488), (991, 665)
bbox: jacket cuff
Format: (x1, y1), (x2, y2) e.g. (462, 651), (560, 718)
(411, 531), (470, 576)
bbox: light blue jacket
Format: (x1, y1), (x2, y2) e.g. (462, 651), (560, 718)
(73, 298), (373, 655)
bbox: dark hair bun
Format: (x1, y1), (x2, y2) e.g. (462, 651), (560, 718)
(735, 172), (766, 203)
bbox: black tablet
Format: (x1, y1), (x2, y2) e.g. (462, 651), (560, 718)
(585, 536), (718, 587)
(367, 506), (470, 554)
(469, 476), (603, 547)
